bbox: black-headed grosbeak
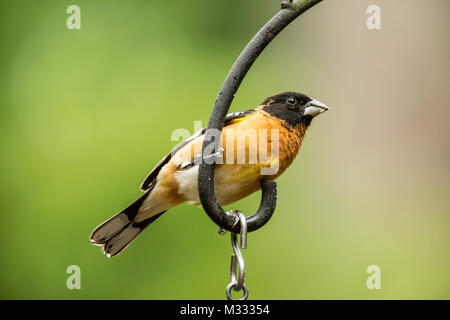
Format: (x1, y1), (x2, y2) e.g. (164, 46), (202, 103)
(91, 92), (328, 257)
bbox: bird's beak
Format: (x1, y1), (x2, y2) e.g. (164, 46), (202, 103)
(304, 99), (329, 117)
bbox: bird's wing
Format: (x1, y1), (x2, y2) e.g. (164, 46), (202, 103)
(139, 110), (255, 191)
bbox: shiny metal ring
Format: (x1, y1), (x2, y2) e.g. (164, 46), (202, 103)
(226, 282), (249, 301)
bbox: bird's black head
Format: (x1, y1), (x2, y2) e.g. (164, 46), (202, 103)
(261, 92), (328, 128)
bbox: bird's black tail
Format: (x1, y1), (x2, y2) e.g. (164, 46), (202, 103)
(90, 190), (165, 257)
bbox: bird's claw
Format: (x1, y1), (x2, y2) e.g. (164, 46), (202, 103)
(201, 147), (224, 163)
(180, 148), (224, 169)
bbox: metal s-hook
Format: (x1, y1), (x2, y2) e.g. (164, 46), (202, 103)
(225, 211), (249, 300)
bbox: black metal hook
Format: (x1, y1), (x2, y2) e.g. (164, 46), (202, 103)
(198, 0), (323, 233)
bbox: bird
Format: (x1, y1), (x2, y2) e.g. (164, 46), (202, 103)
(90, 92), (328, 257)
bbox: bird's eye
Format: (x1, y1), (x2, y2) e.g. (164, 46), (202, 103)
(287, 97), (297, 106)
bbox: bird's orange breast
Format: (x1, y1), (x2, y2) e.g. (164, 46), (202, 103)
(219, 110), (306, 179)
(168, 110), (307, 204)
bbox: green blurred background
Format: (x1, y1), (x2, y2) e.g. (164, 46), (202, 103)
(0, 0), (449, 299)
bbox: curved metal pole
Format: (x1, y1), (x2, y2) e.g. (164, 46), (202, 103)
(198, 0), (323, 233)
